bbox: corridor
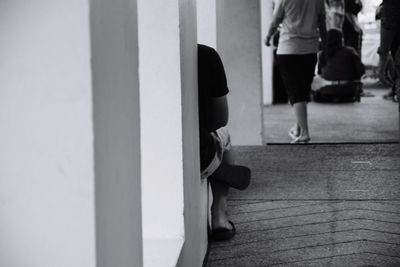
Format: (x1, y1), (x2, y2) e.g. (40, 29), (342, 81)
(206, 144), (400, 266)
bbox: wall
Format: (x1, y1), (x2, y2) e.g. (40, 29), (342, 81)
(0, 1), (96, 266)
(197, 0), (217, 48)
(261, 0), (274, 105)
(177, 0), (209, 266)
(217, 0), (264, 145)
(137, 0), (186, 266)
(91, 0), (143, 266)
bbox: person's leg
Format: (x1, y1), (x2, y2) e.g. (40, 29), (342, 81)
(293, 101), (310, 141)
(290, 54), (316, 142)
(210, 147), (235, 231)
(210, 178), (231, 230)
(208, 131), (249, 238)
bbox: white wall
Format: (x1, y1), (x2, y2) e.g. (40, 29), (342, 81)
(137, 0), (185, 266)
(197, 0), (217, 48)
(91, 0), (143, 266)
(138, 0), (184, 241)
(261, 0), (274, 105)
(178, 0), (210, 266)
(0, 1), (95, 266)
(217, 0), (264, 145)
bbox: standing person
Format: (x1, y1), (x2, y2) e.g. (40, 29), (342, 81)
(198, 44), (251, 241)
(325, 0), (345, 31)
(265, 0), (326, 143)
(343, 0), (363, 56)
(378, 0), (400, 103)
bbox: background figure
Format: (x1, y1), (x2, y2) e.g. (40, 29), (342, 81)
(343, 0), (363, 56)
(313, 29), (365, 102)
(325, 0), (345, 31)
(198, 44), (251, 242)
(265, 0), (326, 143)
(378, 0), (400, 103)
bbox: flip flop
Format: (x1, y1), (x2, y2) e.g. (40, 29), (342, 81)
(290, 136), (310, 144)
(211, 221), (236, 241)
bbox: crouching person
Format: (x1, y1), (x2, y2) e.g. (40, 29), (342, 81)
(312, 29), (365, 102)
(198, 44), (251, 241)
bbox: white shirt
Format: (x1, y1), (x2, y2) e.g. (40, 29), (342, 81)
(272, 0), (325, 55)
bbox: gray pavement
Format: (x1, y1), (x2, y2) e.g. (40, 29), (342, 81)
(206, 144), (400, 267)
(264, 88), (398, 144)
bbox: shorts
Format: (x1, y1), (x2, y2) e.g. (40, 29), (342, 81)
(201, 127), (231, 179)
(278, 54), (317, 105)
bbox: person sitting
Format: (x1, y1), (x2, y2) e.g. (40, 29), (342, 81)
(312, 29), (365, 102)
(198, 44), (251, 241)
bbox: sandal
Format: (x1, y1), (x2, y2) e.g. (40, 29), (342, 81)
(290, 136), (310, 144)
(211, 221), (236, 241)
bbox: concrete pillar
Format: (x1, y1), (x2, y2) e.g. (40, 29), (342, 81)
(136, 0), (188, 266)
(178, 0), (209, 266)
(217, 0), (264, 145)
(91, 0), (143, 266)
(261, 1), (274, 105)
(1, 0), (205, 266)
(0, 1), (96, 266)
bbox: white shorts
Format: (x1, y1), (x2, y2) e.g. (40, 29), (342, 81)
(201, 127), (231, 179)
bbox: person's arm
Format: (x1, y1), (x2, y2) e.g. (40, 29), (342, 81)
(265, 0), (284, 46)
(206, 96), (229, 131)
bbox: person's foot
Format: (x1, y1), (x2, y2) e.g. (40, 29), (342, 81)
(210, 202), (236, 241)
(211, 220), (236, 241)
(288, 124), (300, 140)
(290, 128), (310, 144)
(290, 135), (310, 144)
(383, 91), (394, 101)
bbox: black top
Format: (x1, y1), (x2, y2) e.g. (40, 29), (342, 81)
(320, 46), (365, 81)
(381, 0), (400, 31)
(197, 44), (229, 170)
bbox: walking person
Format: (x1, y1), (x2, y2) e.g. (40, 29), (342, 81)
(265, 0), (326, 143)
(378, 0), (400, 103)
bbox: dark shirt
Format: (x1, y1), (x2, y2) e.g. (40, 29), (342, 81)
(197, 44), (229, 170)
(381, 0), (400, 31)
(320, 46), (365, 81)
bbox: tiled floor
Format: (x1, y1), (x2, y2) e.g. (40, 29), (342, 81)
(263, 88), (398, 144)
(206, 144), (400, 267)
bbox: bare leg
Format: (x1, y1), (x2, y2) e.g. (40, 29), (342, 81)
(293, 101), (310, 141)
(210, 179), (232, 230)
(210, 149), (235, 230)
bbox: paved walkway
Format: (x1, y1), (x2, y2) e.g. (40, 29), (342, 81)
(206, 144), (400, 267)
(264, 88), (398, 144)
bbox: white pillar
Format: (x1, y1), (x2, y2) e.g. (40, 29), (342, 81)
(91, 0), (143, 266)
(261, 1), (274, 105)
(0, 1), (96, 266)
(217, 0), (265, 145)
(136, 0), (186, 266)
(178, 0), (209, 265)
